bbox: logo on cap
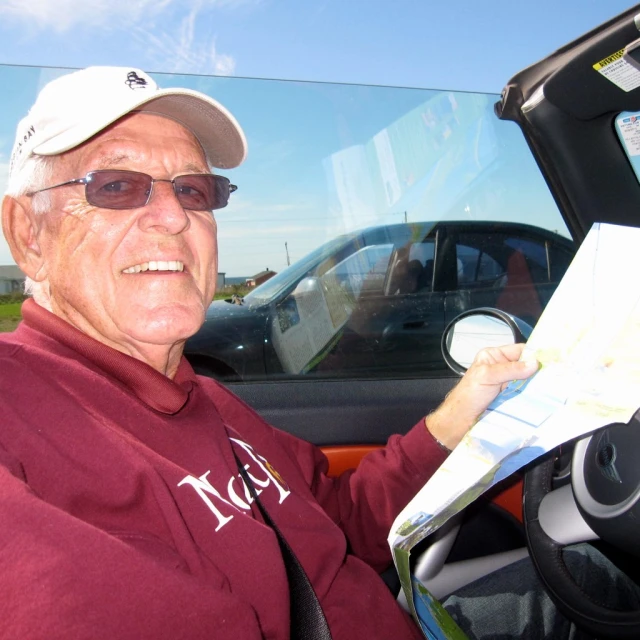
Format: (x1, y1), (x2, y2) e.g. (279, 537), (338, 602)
(10, 123), (36, 171)
(125, 71), (148, 90)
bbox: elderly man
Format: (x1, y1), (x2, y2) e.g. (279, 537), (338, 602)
(1, 66), (618, 639)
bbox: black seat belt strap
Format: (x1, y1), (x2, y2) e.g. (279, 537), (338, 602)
(235, 455), (333, 640)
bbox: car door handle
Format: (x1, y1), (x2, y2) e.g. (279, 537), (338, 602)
(403, 320), (426, 329)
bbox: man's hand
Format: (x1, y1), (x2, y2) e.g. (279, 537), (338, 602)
(426, 343), (539, 451)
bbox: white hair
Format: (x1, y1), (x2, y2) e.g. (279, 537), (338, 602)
(6, 154), (55, 201)
(5, 154), (56, 306)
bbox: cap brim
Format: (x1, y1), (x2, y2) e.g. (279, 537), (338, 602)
(33, 88), (247, 169)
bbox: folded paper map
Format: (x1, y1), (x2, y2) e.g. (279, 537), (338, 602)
(388, 222), (640, 639)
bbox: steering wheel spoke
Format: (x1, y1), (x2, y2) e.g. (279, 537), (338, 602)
(538, 484), (598, 546)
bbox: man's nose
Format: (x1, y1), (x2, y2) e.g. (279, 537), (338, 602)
(137, 180), (190, 234)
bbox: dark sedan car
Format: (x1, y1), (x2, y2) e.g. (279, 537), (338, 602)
(185, 220), (574, 381)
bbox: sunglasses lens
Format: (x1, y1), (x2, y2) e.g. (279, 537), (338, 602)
(85, 171), (151, 209)
(83, 171), (234, 211)
(174, 174), (225, 211)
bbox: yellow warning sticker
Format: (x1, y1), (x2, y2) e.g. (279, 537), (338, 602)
(593, 49), (625, 70)
(593, 48), (640, 92)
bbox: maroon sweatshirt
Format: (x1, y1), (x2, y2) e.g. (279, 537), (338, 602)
(0, 300), (448, 639)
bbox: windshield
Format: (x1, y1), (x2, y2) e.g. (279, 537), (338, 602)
(243, 233), (356, 306)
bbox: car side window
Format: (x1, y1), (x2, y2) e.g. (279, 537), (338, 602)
(0, 67), (578, 382)
(409, 242), (436, 292)
(451, 229), (574, 328)
(457, 244), (504, 284)
(384, 240), (435, 295)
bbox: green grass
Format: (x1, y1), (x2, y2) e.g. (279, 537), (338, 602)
(0, 302), (22, 332)
(0, 302), (22, 317)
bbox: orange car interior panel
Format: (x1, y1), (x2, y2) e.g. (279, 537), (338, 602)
(322, 445), (523, 523)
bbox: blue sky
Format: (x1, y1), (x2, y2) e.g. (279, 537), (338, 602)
(0, 0), (634, 92)
(0, 1), (635, 276)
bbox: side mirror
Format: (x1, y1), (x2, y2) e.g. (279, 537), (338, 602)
(441, 308), (533, 376)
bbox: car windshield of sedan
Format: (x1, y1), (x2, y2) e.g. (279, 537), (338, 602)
(243, 233), (357, 306)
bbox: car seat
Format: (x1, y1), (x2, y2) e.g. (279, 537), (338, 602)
(495, 249), (542, 324)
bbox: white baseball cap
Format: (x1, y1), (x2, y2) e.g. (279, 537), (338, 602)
(10, 66), (247, 176)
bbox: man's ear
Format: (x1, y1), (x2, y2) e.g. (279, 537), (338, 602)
(1, 195), (47, 282)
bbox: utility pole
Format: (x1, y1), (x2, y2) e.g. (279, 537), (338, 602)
(285, 242), (291, 266)
(393, 211), (408, 223)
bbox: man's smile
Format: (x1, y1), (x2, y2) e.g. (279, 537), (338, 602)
(122, 260), (185, 274)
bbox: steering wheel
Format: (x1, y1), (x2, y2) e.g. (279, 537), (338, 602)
(524, 419), (640, 639)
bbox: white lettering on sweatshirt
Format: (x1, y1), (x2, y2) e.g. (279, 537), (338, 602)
(178, 437), (291, 532)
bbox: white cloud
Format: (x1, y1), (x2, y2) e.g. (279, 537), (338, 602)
(0, 0), (163, 32)
(132, 7), (237, 76)
(0, 0), (251, 32)
(0, 0), (253, 75)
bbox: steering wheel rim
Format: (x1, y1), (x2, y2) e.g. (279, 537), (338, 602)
(524, 432), (640, 639)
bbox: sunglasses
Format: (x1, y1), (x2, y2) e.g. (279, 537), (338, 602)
(27, 170), (238, 211)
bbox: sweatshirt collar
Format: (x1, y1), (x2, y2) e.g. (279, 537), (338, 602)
(20, 299), (195, 414)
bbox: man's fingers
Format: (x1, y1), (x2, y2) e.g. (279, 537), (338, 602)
(475, 342), (527, 364)
(494, 342), (528, 360)
(467, 357), (539, 386)
(500, 358), (539, 381)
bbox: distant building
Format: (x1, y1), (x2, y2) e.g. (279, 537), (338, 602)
(246, 268), (277, 288)
(217, 272), (225, 290)
(0, 265), (25, 295)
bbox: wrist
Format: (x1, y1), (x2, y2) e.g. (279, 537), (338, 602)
(425, 385), (482, 450)
(424, 413), (453, 452)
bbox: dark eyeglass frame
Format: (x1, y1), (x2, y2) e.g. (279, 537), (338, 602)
(26, 169), (238, 211)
